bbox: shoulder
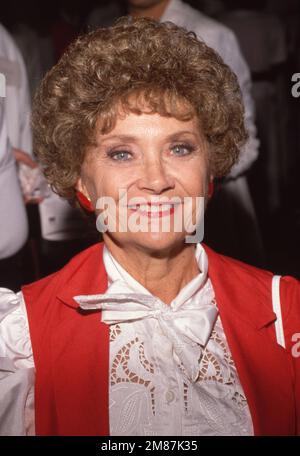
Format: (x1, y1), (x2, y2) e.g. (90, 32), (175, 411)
(204, 243), (273, 283)
(21, 242), (105, 311)
(0, 287), (33, 367)
(0, 287), (23, 319)
(173, 1), (237, 43)
(207, 246), (300, 304)
(167, 2), (243, 73)
(21, 242), (107, 353)
(204, 244), (300, 347)
(0, 23), (23, 62)
(219, 253), (300, 316)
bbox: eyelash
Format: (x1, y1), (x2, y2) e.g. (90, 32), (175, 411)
(107, 150), (132, 161)
(106, 143), (196, 161)
(171, 143), (196, 156)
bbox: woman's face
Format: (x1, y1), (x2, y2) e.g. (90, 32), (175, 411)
(77, 109), (212, 252)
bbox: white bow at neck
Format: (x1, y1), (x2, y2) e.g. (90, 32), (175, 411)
(74, 243), (218, 382)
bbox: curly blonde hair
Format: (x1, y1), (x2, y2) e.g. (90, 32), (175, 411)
(32, 16), (247, 203)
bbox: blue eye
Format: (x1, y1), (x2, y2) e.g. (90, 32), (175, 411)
(171, 144), (195, 156)
(108, 151), (132, 161)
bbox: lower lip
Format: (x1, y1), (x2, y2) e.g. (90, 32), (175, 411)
(128, 206), (176, 218)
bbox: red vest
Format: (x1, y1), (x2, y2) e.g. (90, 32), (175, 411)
(22, 242), (300, 435)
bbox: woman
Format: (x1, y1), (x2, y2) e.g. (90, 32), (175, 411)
(0, 16), (299, 436)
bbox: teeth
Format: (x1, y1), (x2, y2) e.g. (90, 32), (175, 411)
(161, 204), (173, 211)
(135, 205), (159, 212)
(129, 204), (174, 212)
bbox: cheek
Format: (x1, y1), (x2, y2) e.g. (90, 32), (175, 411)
(89, 169), (132, 201)
(180, 162), (209, 195)
(81, 170), (106, 202)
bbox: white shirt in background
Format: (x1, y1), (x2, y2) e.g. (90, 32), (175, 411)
(0, 100), (28, 259)
(0, 23), (32, 155)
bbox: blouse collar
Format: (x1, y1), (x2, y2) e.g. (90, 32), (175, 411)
(102, 242), (209, 309)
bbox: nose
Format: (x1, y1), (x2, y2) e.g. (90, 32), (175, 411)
(137, 157), (175, 194)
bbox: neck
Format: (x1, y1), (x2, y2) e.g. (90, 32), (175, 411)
(129, 0), (170, 20)
(103, 236), (200, 305)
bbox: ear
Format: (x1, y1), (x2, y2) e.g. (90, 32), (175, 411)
(208, 174), (215, 198)
(75, 176), (89, 199)
(75, 177), (94, 212)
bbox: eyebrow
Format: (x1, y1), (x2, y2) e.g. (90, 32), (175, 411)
(99, 131), (198, 144)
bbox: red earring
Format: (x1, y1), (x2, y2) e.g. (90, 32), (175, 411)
(76, 191), (94, 212)
(208, 181), (214, 198)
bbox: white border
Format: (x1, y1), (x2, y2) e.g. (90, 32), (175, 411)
(271, 275), (286, 348)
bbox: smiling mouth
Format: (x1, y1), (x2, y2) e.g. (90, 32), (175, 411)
(127, 203), (180, 218)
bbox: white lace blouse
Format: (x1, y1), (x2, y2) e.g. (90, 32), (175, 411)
(0, 243), (254, 436)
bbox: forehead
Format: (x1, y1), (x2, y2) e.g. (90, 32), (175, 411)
(95, 90), (201, 137)
(99, 112), (201, 140)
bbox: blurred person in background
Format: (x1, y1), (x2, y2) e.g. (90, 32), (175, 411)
(2, 2), (96, 278)
(220, 0), (288, 225)
(0, 22), (32, 158)
(85, 0), (126, 30)
(0, 22), (39, 289)
(0, 99), (35, 290)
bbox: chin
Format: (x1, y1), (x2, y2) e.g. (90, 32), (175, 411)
(118, 231), (188, 255)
